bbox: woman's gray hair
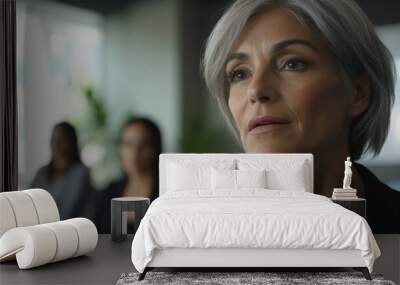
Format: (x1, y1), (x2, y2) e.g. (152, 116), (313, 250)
(202, 0), (396, 160)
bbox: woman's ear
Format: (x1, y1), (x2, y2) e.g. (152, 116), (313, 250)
(348, 72), (371, 118)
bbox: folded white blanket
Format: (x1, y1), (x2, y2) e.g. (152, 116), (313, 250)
(131, 190), (380, 273)
(0, 218), (98, 269)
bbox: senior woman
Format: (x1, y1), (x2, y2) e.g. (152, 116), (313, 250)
(202, 0), (399, 233)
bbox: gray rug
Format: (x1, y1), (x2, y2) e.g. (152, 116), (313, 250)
(116, 271), (396, 285)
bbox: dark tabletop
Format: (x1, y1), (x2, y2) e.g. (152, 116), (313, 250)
(0, 234), (134, 285)
(1, 234), (398, 285)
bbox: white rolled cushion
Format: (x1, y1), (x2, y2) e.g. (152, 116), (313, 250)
(211, 168), (236, 190)
(0, 226), (57, 269)
(0, 189), (60, 239)
(64, 218), (98, 257)
(42, 221), (79, 262)
(0, 218), (97, 269)
(0, 191), (39, 227)
(24, 189), (60, 224)
(236, 169), (267, 188)
(0, 196), (17, 237)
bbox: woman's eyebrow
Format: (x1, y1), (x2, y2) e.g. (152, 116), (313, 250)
(270, 38), (319, 54)
(225, 52), (249, 67)
(225, 38), (319, 67)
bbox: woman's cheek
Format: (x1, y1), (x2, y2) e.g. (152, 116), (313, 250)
(228, 90), (247, 131)
(228, 91), (243, 121)
(287, 86), (347, 150)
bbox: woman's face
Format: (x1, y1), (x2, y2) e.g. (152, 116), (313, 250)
(226, 8), (356, 155)
(120, 123), (157, 174)
(51, 127), (73, 162)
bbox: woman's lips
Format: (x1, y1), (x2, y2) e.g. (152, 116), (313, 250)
(248, 122), (290, 135)
(248, 115), (291, 135)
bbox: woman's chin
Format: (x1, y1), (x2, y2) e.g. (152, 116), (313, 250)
(244, 141), (298, 154)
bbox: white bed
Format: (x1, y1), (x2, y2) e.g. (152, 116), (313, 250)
(131, 154), (380, 280)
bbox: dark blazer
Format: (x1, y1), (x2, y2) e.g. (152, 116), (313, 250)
(354, 163), (400, 233)
(31, 162), (93, 220)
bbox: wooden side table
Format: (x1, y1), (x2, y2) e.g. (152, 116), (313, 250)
(111, 197), (150, 242)
(331, 198), (366, 219)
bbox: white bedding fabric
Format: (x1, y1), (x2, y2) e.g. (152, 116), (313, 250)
(131, 190), (380, 273)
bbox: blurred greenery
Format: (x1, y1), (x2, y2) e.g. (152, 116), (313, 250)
(70, 85), (131, 190)
(180, 111), (241, 153)
(82, 86), (107, 129)
(72, 85), (240, 188)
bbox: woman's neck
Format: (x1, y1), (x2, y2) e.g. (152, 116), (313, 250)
(53, 159), (71, 177)
(123, 170), (154, 197)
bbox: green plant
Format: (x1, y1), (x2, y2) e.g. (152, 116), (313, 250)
(82, 86), (107, 129)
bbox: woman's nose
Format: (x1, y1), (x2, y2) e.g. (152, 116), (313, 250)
(247, 72), (278, 104)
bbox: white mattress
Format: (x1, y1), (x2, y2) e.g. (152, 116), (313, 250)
(131, 190), (380, 273)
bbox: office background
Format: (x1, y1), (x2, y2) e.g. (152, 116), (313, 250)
(16, 0), (400, 190)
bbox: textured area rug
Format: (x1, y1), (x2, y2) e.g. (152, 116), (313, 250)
(116, 271), (396, 285)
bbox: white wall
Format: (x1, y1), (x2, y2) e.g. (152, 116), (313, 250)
(104, 0), (182, 152)
(17, 0), (105, 187)
(17, 0), (183, 187)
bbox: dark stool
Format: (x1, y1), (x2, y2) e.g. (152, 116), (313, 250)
(111, 197), (150, 242)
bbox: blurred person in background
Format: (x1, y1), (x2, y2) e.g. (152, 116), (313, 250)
(94, 117), (162, 233)
(31, 121), (94, 220)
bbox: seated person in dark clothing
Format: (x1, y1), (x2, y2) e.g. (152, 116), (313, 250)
(201, 0), (400, 233)
(95, 117), (162, 233)
(31, 122), (94, 220)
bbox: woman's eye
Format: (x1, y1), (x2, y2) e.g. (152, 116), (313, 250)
(227, 68), (249, 83)
(282, 58), (309, 71)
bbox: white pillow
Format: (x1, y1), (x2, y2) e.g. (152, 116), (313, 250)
(274, 162), (308, 191)
(167, 163), (210, 191)
(236, 169), (267, 188)
(211, 168), (267, 190)
(238, 159), (309, 192)
(211, 168), (236, 190)
(167, 160), (235, 191)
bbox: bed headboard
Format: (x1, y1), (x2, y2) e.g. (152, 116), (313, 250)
(159, 153), (314, 196)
